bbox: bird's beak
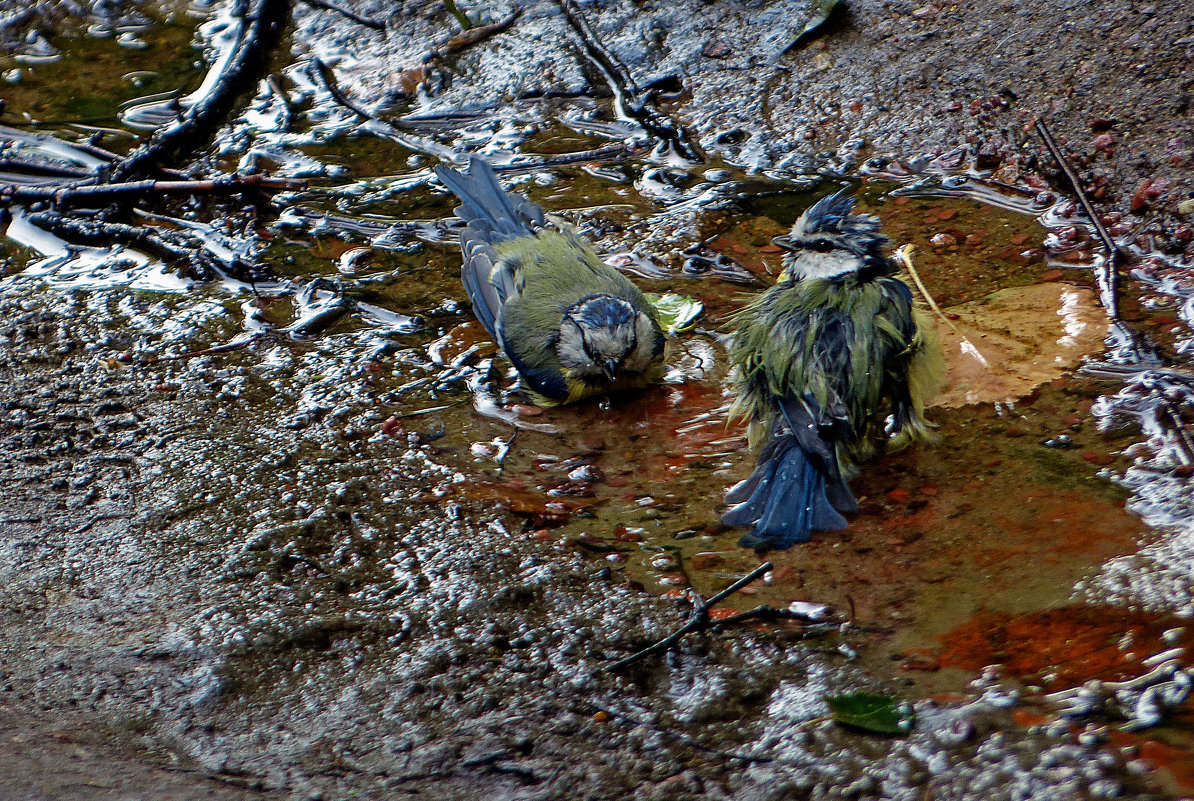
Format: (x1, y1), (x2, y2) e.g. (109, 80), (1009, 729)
(771, 234), (795, 250)
(602, 359), (619, 381)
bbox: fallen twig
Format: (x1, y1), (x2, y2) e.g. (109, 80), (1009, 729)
(605, 562), (776, 671)
(494, 429), (517, 473)
(556, 0), (701, 161)
(1034, 118), (1121, 317)
(309, 60), (458, 161)
(434, 8), (522, 57)
(300, 0), (385, 30)
(490, 144), (632, 173)
(310, 58), (377, 122)
(135, 333), (268, 366)
(23, 210), (245, 280)
(709, 604), (836, 630)
(0, 155), (97, 181)
(1, 174), (305, 207)
(1161, 399), (1194, 467)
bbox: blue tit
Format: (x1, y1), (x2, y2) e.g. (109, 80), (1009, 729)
(435, 157), (666, 406)
(722, 190), (941, 550)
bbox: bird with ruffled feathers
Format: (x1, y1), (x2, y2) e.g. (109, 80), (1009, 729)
(723, 189), (941, 550)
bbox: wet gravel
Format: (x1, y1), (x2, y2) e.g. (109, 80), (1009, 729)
(0, 287), (1179, 799)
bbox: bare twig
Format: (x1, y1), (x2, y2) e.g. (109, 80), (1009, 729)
(434, 8), (522, 57)
(1034, 118), (1121, 317)
(604, 562), (773, 671)
(135, 333), (268, 366)
(1, 174), (304, 207)
(556, 0), (701, 161)
(386, 401), (470, 420)
(309, 59), (458, 161)
(709, 604), (837, 631)
(495, 428), (517, 473)
(300, 0), (385, 30)
(311, 58), (377, 122)
(27, 211), (201, 262)
(0, 155), (97, 181)
(1161, 400), (1194, 467)
(490, 144), (631, 173)
(895, 244), (989, 367)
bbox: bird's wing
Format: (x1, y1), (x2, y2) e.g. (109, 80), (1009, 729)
(500, 339), (569, 402)
(460, 228), (505, 338)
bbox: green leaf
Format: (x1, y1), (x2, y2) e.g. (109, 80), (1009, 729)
(646, 293), (704, 335)
(825, 692), (915, 735)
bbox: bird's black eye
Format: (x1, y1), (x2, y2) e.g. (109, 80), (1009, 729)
(809, 239), (835, 253)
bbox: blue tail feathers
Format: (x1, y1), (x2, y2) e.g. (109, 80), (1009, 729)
(722, 438), (850, 550)
(434, 156), (542, 241)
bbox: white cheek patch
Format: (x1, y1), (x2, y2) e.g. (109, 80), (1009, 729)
(556, 321), (592, 371)
(787, 250), (858, 279)
(623, 314), (661, 373)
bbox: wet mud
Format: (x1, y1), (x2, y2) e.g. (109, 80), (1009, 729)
(2, 0), (1194, 798)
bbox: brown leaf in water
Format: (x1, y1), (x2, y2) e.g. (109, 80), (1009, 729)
(931, 282), (1107, 408)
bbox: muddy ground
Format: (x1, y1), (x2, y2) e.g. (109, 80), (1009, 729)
(2, 0), (1194, 799)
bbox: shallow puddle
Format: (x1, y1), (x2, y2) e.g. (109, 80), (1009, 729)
(3, 0), (1193, 792)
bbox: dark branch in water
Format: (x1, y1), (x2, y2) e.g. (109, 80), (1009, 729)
(311, 58), (377, 123)
(603, 562), (832, 671)
(1034, 118), (1121, 318)
(0, 175), (304, 208)
(110, 0), (290, 181)
(556, 0), (702, 162)
(0, 156), (97, 181)
(309, 60), (459, 161)
(299, 0), (386, 30)
(24, 211), (249, 281)
(494, 143), (632, 173)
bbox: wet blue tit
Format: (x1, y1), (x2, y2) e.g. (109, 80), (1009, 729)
(435, 157), (666, 406)
(723, 190), (941, 550)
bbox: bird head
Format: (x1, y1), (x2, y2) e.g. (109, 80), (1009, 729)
(772, 189), (893, 281)
(557, 295), (658, 382)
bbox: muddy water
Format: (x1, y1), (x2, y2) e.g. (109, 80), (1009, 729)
(3, 0), (1194, 797)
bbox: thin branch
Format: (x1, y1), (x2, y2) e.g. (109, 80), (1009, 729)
(434, 8), (522, 58)
(709, 604), (837, 632)
(556, 0), (701, 161)
(311, 58), (377, 122)
(604, 562), (773, 671)
(300, 0), (385, 30)
(135, 333), (268, 366)
(1161, 400), (1194, 467)
(1034, 118), (1121, 317)
(386, 401), (470, 420)
(895, 244), (989, 367)
(0, 174), (304, 207)
(492, 144), (631, 173)
(0, 155), (97, 180)
(495, 428), (518, 474)
(308, 59), (459, 161)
